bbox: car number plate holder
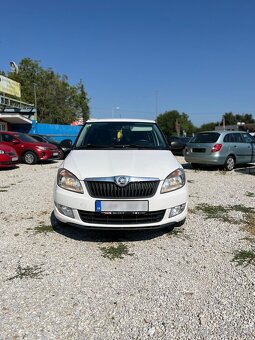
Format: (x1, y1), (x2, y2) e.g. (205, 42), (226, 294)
(95, 200), (149, 214)
(12, 157), (18, 161)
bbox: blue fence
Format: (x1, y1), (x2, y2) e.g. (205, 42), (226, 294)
(13, 121), (83, 143)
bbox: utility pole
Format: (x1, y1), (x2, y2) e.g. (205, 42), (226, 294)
(33, 83), (37, 122)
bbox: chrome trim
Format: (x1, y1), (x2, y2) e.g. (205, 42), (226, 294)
(85, 176), (160, 183)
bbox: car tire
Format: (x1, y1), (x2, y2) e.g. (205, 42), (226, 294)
(224, 155), (235, 171)
(23, 151), (38, 165)
(191, 163), (200, 169)
(59, 149), (65, 160)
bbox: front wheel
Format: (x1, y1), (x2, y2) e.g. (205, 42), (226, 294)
(58, 149), (65, 160)
(224, 155), (235, 171)
(23, 151), (38, 165)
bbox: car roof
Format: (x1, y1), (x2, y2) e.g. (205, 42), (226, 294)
(86, 118), (155, 123)
(198, 130), (247, 134)
(0, 131), (20, 134)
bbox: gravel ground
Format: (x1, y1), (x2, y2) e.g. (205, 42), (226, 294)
(0, 158), (255, 339)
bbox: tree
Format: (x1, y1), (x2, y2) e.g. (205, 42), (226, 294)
(222, 112), (237, 125)
(156, 110), (195, 136)
(222, 112), (255, 125)
(73, 80), (90, 123)
(4, 58), (90, 124)
(196, 122), (219, 132)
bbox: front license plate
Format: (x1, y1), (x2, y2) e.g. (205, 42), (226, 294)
(12, 157), (18, 161)
(95, 200), (149, 213)
(53, 152), (58, 156)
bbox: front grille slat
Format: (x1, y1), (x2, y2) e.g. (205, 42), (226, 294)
(85, 180), (159, 199)
(78, 210), (165, 225)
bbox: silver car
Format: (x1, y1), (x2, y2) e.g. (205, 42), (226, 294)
(185, 131), (255, 171)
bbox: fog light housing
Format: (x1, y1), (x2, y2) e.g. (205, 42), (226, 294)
(56, 203), (74, 218)
(169, 203), (186, 217)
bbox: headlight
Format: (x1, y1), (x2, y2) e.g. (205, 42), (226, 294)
(0, 150), (5, 154)
(57, 168), (83, 193)
(161, 168), (186, 193)
(36, 146), (48, 150)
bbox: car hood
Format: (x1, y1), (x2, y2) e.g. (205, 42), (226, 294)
(62, 149), (181, 180)
(0, 143), (17, 153)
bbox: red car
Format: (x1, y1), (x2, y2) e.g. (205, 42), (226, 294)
(0, 143), (18, 169)
(0, 131), (60, 164)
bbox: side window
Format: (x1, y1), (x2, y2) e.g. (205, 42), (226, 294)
(234, 133), (243, 142)
(223, 134), (231, 142)
(2, 134), (14, 142)
(242, 133), (254, 143)
(225, 133), (242, 143)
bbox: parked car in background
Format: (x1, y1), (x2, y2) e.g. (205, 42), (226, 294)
(54, 119), (188, 231)
(0, 132), (60, 165)
(30, 134), (72, 159)
(166, 136), (191, 155)
(185, 131), (255, 170)
(0, 143), (18, 169)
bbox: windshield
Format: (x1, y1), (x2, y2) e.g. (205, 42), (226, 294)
(14, 133), (39, 143)
(74, 122), (168, 150)
(43, 136), (58, 143)
(189, 132), (220, 143)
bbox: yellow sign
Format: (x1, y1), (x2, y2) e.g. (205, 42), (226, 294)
(0, 75), (21, 98)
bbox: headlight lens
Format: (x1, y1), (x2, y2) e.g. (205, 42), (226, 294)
(36, 146), (48, 150)
(0, 150), (5, 154)
(57, 168), (83, 193)
(161, 168), (186, 193)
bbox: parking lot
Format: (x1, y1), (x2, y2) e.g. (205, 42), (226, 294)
(0, 158), (255, 339)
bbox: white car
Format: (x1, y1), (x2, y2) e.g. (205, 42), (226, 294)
(54, 119), (188, 230)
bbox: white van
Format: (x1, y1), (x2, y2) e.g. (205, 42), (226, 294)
(53, 119), (188, 230)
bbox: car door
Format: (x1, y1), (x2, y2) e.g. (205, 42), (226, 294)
(224, 133), (250, 164)
(233, 133), (253, 164)
(241, 133), (255, 163)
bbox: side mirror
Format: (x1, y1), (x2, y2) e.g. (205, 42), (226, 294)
(12, 139), (20, 144)
(60, 139), (72, 148)
(170, 140), (183, 148)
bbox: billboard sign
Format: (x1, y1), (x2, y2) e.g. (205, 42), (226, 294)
(0, 75), (21, 98)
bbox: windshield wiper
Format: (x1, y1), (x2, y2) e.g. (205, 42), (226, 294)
(111, 144), (156, 149)
(74, 144), (110, 149)
(74, 144), (158, 150)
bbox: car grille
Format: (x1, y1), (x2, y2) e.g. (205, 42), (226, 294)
(85, 180), (160, 198)
(78, 210), (166, 225)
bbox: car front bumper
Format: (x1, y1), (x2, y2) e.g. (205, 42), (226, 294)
(37, 150), (60, 161)
(53, 183), (188, 230)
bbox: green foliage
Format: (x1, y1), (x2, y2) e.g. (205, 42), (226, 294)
(232, 250), (255, 266)
(222, 112), (255, 125)
(34, 224), (54, 234)
(5, 58), (90, 124)
(156, 110), (195, 136)
(7, 263), (44, 280)
(100, 243), (133, 260)
(196, 122), (218, 132)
